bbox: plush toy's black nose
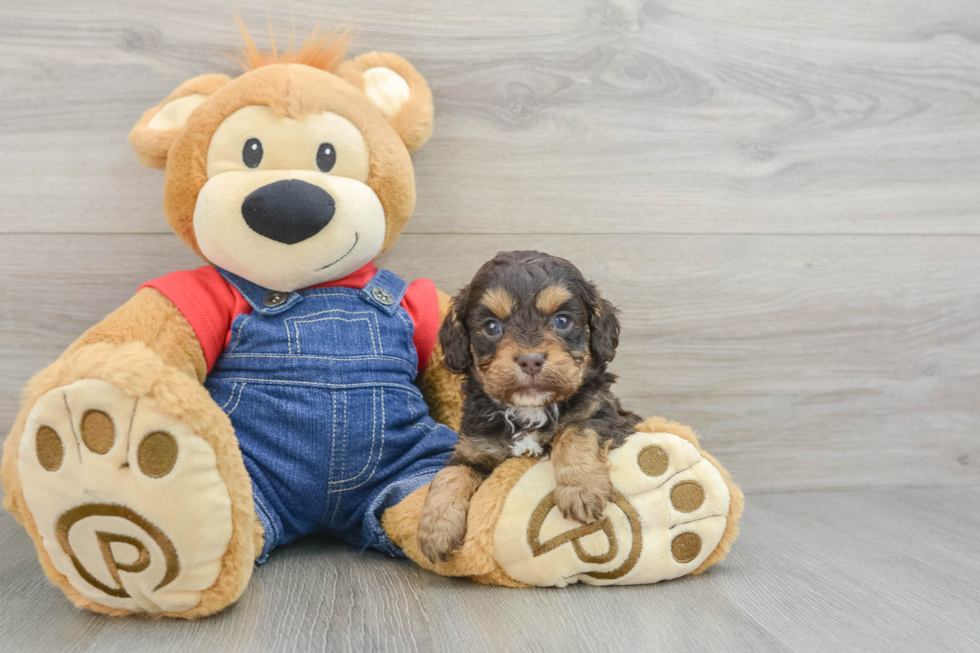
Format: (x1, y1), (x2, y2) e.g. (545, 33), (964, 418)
(241, 179), (335, 244)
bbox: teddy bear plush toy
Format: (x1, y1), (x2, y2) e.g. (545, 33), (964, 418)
(1, 27), (743, 618)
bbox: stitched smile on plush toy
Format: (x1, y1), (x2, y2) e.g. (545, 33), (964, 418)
(316, 232), (359, 270)
(191, 104), (388, 292)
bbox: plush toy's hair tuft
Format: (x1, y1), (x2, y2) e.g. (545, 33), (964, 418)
(233, 17), (351, 72)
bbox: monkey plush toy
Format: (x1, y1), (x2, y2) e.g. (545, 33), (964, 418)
(1, 27), (742, 618)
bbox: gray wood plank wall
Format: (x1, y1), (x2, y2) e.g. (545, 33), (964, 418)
(2, 0), (978, 494)
(2, 2), (980, 651)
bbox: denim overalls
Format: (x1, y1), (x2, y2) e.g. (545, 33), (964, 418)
(204, 268), (456, 561)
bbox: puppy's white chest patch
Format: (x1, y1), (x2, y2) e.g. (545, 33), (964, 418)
(510, 431), (545, 457)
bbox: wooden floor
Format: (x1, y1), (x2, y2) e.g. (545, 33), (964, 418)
(0, 486), (977, 652)
(1, 0), (979, 651)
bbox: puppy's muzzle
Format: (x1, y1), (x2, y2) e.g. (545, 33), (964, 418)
(242, 179), (336, 244)
(517, 352), (545, 377)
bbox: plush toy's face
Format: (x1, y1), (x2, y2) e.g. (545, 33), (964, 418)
(196, 105), (383, 288)
(129, 48), (433, 291)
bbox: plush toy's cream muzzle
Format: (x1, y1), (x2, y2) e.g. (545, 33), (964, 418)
(191, 105), (387, 291)
(194, 170), (386, 291)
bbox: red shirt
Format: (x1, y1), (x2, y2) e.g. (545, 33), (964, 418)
(140, 262), (439, 375)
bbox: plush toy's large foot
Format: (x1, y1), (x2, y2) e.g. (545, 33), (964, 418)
(3, 343), (258, 617)
(383, 417), (743, 587)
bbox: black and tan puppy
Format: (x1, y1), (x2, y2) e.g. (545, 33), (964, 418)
(417, 250), (641, 563)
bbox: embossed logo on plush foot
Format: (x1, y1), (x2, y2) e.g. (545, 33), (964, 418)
(56, 503), (179, 598)
(527, 491), (642, 580)
(496, 431), (730, 586)
(19, 379), (237, 613)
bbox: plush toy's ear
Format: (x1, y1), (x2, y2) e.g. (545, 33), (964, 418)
(336, 52), (434, 152)
(128, 74), (230, 168)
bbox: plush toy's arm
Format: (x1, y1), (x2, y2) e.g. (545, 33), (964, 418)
(2, 287), (206, 520)
(418, 288), (463, 432)
(67, 288), (206, 382)
(3, 286), (260, 617)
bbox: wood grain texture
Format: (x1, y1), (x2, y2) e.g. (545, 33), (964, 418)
(1, 487), (978, 652)
(1, 0), (979, 235)
(2, 2), (980, 648)
(1, 234), (978, 493)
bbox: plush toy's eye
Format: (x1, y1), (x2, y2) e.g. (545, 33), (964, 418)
(553, 314), (572, 330)
(242, 138), (263, 168)
(316, 143), (336, 173)
(483, 319), (502, 337)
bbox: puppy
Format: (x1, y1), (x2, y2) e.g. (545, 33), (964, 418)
(417, 250), (641, 563)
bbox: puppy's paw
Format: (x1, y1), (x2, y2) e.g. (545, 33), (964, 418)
(417, 502), (468, 563)
(554, 475), (615, 524)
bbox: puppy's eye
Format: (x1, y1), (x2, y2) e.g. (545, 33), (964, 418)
(483, 320), (502, 337)
(316, 142), (336, 172)
(243, 138), (263, 168)
(553, 314), (572, 330)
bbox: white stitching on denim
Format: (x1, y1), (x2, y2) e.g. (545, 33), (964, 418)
(284, 309), (382, 355)
(363, 468), (441, 527)
(394, 308), (413, 331)
(221, 353), (410, 363)
(328, 387), (378, 486)
(219, 382), (239, 410)
(205, 377), (423, 395)
(406, 390), (418, 420)
(284, 309), (378, 353)
(298, 290), (359, 299)
(327, 386), (386, 492)
(227, 315), (252, 354)
(391, 306), (421, 373)
(216, 352), (416, 375)
(326, 391), (339, 524)
(329, 392), (351, 522)
(292, 317), (377, 355)
(369, 271), (409, 308)
(404, 389), (439, 439)
(226, 383), (247, 417)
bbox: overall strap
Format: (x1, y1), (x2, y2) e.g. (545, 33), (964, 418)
(215, 268), (304, 316)
(360, 269), (409, 316)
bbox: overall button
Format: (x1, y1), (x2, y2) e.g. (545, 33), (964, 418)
(372, 287), (395, 306)
(263, 291), (289, 307)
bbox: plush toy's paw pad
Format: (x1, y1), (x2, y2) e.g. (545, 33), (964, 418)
(18, 380), (234, 613)
(493, 431), (731, 586)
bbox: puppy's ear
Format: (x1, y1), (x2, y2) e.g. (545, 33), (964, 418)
(583, 281), (621, 365)
(438, 292), (472, 374)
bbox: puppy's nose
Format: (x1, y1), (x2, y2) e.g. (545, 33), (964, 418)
(242, 179), (335, 244)
(517, 353), (546, 376)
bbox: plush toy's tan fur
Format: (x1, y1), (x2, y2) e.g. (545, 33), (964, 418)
(2, 330), (259, 618)
(129, 75), (231, 170)
(232, 19), (351, 73)
(5, 29), (442, 617)
(381, 416), (743, 586)
(3, 26), (741, 617)
(418, 289), (465, 431)
(630, 416), (743, 575)
(132, 62), (423, 260)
